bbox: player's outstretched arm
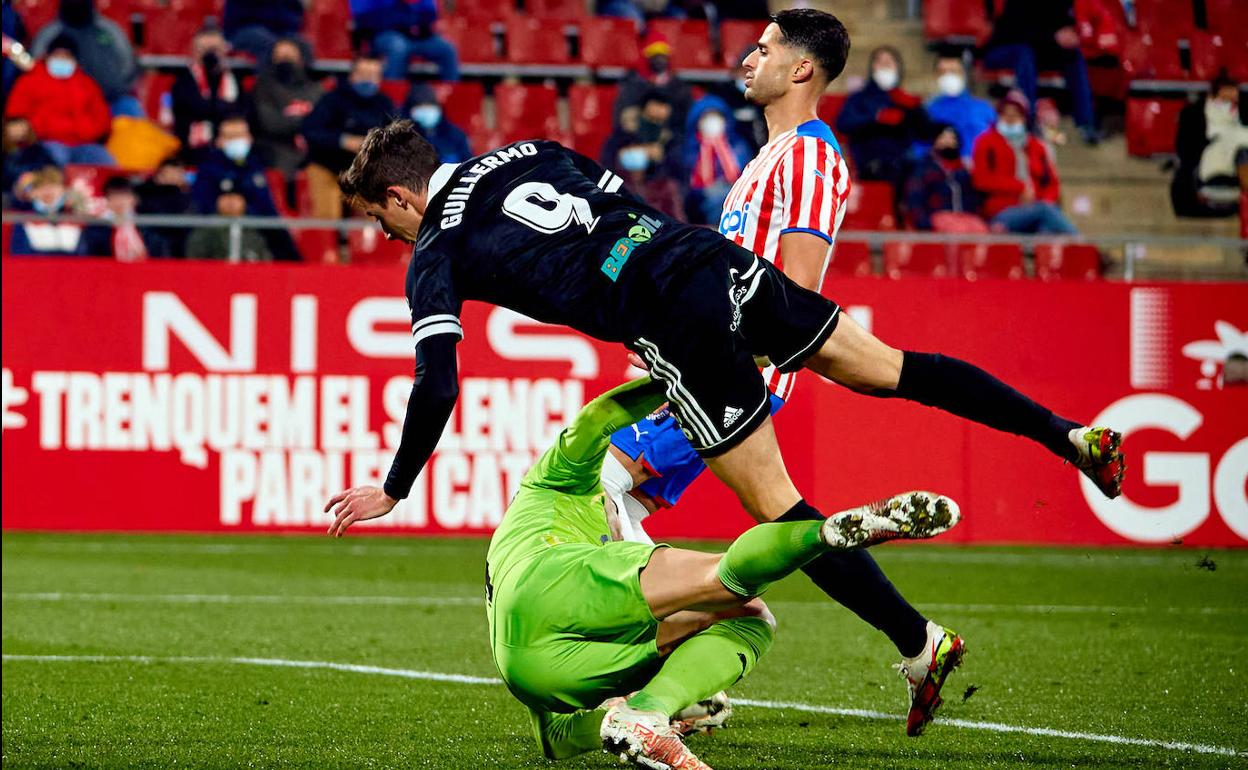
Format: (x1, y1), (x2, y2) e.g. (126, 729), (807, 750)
(325, 335), (460, 536)
(560, 377), (667, 464)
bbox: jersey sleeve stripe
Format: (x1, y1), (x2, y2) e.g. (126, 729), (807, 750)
(807, 139), (826, 232)
(412, 321), (464, 347)
(778, 226), (834, 243)
(604, 174), (624, 193)
(784, 137), (806, 231)
(411, 313), (462, 335)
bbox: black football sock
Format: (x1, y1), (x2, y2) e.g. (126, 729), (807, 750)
(887, 351), (1082, 462)
(777, 501), (929, 658)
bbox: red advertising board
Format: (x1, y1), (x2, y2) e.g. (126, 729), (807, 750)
(2, 258), (1246, 546)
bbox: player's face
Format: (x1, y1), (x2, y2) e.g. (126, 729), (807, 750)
(363, 190), (425, 243)
(741, 23), (794, 106)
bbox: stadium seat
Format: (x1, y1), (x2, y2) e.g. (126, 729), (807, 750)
(957, 243), (1025, 280)
(568, 83), (618, 145)
(816, 94), (847, 129)
(505, 16), (571, 64)
(432, 80), (487, 136)
(451, 0), (517, 18)
(647, 19), (714, 70)
(883, 242), (951, 279)
(1120, 31), (1184, 81)
(842, 181), (896, 231)
(1206, 0), (1248, 37)
(13, 0), (59, 35)
(380, 80), (411, 106)
(305, 0), (355, 60)
(438, 16), (500, 63)
(349, 226), (412, 266)
(579, 16), (641, 69)
(825, 241), (873, 278)
(1187, 32), (1226, 81)
(1125, 98), (1184, 157)
(133, 6), (206, 55)
(923, 0), (992, 43)
(526, 0), (586, 19)
(295, 228), (339, 263)
(468, 125), (505, 154)
(266, 170), (295, 218)
(1135, 0), (1194, 38)
(571, 128), (612, 161)
(135, 71), (176, 128)
(493, 83), (560, 144)
(719, 19), (767, 67)
(1033, 243), (1102, 281)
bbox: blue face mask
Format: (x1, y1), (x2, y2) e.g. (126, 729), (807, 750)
(411, 104), (441, 130)
(32, 193), (66, 214)
(997, 120), (1027, 141)
(619, 147), (649, 172)
(352, 80), (380, 99)
(47, 58), (77, 79)
(222, 138), (252, 162)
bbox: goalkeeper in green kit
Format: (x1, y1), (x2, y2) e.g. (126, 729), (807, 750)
(480, 376), (961, 769)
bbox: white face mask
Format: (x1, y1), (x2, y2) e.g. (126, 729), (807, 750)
(872, 67), (899, 91)
(937, 72), (965, 97)
(699, 113), (726, 139)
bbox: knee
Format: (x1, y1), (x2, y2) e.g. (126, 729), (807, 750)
(740, 597), (777, 633)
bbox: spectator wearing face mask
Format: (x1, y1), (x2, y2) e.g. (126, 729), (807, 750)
(602, 89), (684, 220)
(191, 112), (300, 260)
(613, 30), (693, 137)
(351, 0), (460, 81)
(135, 156), (193, 256)
(683, 95), (751, 226)
(252, 37), (323, 177)
(186, 186), (275, 261)
(972, 90), (1076, 235)
(171, 24), (245, 161)
(404, 82), (471, 164)
(9, 165), (93, 256)
(5, 35), (114, 166)
(3, 117), (56, 203)
(836, 46), (933, 188)
(903, 126), (983, 232)
(29, 0), (141, 117)
(81, 176), (166, 261)
(302, 53), (395, 219)
(223, 0), (309, 64)
(1172, 72), (1247, 218)
(922, 55), (995, 163)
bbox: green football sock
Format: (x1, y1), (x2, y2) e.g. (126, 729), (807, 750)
(716, 520), (827, 598)
(529, 707), (606, 760)
(627, 616), (775, 717)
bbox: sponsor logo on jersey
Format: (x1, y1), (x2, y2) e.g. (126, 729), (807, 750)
(718, 201), (751, 238)
(601, 212), (664, 282)
(722, 406), (744, 428)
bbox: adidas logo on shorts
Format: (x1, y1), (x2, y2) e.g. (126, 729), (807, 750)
(722, 406), (744, 428)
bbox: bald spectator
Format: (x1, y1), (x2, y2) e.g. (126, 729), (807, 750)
(30, 0), (140, 117)
(5, 35), (114, 165)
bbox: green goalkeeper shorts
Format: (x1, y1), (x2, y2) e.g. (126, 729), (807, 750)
(488, 540), (667, 714)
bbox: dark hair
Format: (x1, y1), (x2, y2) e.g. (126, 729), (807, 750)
(770, 8), (850, 84)
(218, 110), (250, 127)
(1211, 69), (1237, 94)
(339, 119), (441, 205)
(639, 88), (670, 107)
(868, 44), (903, 79)
(47, 33), (79, 58)
(102, 176), (134, 195)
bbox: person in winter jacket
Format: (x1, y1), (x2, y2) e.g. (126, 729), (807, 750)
(404, 82), (470, 164)
(251, 37), (323, 175)
(170, 24), (246, 162)
(836, 46), (934, 188)
(351, 0), (459, 81)
(903, 126), (983, 231)
(5, 34), (114, 165)
(971, 90), (1077, 234)
(223, 0), (308, 64)
(682, 94), (752, 226)
(29, 0), (140, 116)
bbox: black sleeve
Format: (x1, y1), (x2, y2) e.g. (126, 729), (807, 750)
(383, 334), (460, 500)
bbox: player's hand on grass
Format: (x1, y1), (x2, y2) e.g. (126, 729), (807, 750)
(325, 486), (398, 537)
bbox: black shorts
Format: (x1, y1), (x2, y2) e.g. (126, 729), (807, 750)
(627, 242), (841, 457)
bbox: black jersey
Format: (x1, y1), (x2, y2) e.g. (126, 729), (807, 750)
(404, 140), (725, 350)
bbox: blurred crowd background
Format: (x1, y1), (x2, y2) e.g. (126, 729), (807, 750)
(1, 0), (1245, 279)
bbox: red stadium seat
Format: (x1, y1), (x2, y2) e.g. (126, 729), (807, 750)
(432, 80), (486, 135)
(133, 8), (205, 55)
(1034, 243), (1101, 281)
(493, 83), (559, 143)
(1206, 0), (1248, 37)
(568, 82), (617, 143)
(719, 19), (767, 68)
(13, 0), (59, 35)
(135, 71), (176, 128)
(825, 241), (873, 278)
(266, 170), (294, 217)
(380, 79), (410, 106)
(1125, 98), (1184, 157)
(468, 125), (505, 154)
(923, 0), (992, 42)
(295, 228), (339, 263)
(505, 16), (571, 64)
(579, 16), (641, 69)
(1135, 0), (1194, 38)
(816, 94), (847, 128)
(438, 16), (500, 63)
(527, 0), (586, 19)
(305, 0), (355, 60)
(571, 128), (611, 161)
(451, 0), (517, 19)
(1120, 31), (1184, 81)
(957, 243), (1025, 280)
(883, 242), (952, 279)
(647, 19), (714, 70)
(63, 165), (128, 196)
(842, 181), (896, 231)
(1187, 32), (1227, 81)
(349, 226), (412, 266)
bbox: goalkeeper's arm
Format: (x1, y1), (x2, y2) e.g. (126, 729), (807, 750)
(558, 377), (666, 465)
(529, 708), (605, 760)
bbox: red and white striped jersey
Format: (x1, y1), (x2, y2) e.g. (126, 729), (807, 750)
(717, 118), (851, 400)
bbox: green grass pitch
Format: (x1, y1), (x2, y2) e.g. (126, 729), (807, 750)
(3, 532), (1246, 769)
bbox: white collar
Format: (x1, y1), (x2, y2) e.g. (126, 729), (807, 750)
(426, 163), (458, 200)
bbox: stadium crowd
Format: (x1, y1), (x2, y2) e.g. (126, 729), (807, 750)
(1, 0), (1244, 263)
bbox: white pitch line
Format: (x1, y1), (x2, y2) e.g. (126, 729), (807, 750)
(2, 653), (1243, 758)
(6, 592), (1245, 617)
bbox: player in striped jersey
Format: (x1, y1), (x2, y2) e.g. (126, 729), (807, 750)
(604, 8), (1123, 737)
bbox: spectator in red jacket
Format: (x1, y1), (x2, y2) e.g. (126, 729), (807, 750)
(4, 34), (114, 166)
(971, 90), (1077, 235)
